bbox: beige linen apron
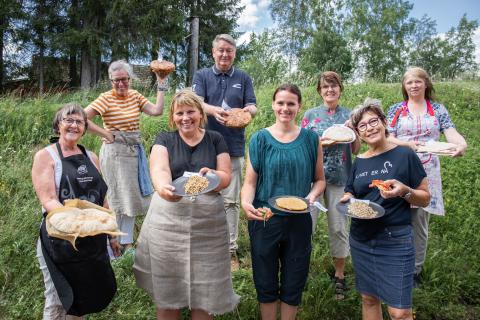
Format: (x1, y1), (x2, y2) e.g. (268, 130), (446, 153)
(100, 131), (151, 217)
(133, 192), (240, 314)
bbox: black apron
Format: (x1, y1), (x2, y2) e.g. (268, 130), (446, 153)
(39, 143), (116, 316)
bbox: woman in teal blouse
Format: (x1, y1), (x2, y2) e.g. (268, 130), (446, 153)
(241, 84), (326, 320)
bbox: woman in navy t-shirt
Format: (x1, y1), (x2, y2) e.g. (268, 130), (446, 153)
(340, 98), (430, 320)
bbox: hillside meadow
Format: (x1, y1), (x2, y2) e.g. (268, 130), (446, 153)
(0, 81), (479, 319)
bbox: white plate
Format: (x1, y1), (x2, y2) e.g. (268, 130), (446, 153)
(321, 125), (356, 144)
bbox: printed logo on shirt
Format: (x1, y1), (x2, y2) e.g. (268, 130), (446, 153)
(192, 84), (197, 92)
(77, 165), (88, 175)
(232, 83), (242, 89)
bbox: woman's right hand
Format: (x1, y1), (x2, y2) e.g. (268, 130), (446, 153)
(158, 184), (182, 202)
(242, 202), (264, 221)
(102, 132), (115, 144)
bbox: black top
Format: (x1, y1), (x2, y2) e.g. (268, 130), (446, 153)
(154, 130), (229, 180)
(345, 146), (426, 241)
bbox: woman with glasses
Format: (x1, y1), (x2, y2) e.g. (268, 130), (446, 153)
(32, 103), (119, 319)
(340, 98), (430, 320)
(387, 67), (467, 285)
(85, 59), (171, 253)
(300, 71), (360, 299)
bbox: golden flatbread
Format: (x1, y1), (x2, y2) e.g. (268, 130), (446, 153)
(275, 197), (308, 211)
(225, 108), (252, 128)
(46, 200), (125, 250)
(323, 126), (355, 142)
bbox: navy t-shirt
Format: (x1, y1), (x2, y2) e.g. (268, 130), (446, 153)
(345, 146), (427, 241)
(192, 66), (256, 157)
(154, 130), (229, 180)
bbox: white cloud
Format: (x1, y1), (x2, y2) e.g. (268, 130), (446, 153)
(238, 0), (259, 29)
(258, 0), (270, 9)
(237, 31), (254, 46)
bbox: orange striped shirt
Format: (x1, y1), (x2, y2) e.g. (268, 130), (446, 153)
(88, 89), (150, 132)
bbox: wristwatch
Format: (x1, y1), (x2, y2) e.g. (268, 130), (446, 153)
(401, 188), (412, 200)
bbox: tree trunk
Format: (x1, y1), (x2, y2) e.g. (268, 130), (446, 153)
(188, 17), (199, 86)
(80, 48), (92, 89)
(38, 37), (45, 95)
(68, 0), (79, 88)
(0, 21), (4, 94)
(150, 37), (159, 87)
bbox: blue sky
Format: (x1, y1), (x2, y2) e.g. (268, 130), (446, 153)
(236, 0), (480, 62)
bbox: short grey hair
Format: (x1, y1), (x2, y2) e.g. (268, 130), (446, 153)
(108, 59), (136, 79)
(52, 103), (88, 135)
(212, 34), (236, 49)
(350, 98), (389, 137)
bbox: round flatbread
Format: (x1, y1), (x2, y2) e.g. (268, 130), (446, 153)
(322, 126), (355, 142)
(49, 208), (118, 235)
(275, 197), (308, 211)
(224, 108), (252, 128)
(150, 60), (175, 77)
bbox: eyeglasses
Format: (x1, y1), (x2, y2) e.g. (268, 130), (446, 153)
(357, 117), (380, 132)
(110, 77), (130, 84)
(62, 118), (85, 126)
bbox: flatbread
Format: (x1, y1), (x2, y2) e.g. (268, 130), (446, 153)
(46, 200), (125, 249)
(275, 197), (308, 211)
(417, 141), (457, 154)
(322, 126), (355, 142)
(49, 208), (117, 235)
(225, 108), (252, 128)
(150, 60), (175, 77)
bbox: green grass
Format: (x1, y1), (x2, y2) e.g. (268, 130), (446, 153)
(1, 81), (479, 319)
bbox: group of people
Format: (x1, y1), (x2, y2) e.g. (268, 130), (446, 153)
(31, 33), (467, 320)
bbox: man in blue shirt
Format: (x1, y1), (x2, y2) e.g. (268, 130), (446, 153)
(192, 34), (257, 271)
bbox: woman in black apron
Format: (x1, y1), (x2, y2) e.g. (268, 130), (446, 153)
(32, 103), (118, 319)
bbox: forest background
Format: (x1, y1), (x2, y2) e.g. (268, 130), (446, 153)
(1, 0), (479, 319)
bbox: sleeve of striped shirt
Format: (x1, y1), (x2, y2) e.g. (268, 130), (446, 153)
(137, 92), (150, 112)
(88, 93), (110, 115)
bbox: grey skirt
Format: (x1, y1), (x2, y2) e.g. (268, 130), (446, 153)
(133, 192), (240, 314)
(100, 131), (151, 217)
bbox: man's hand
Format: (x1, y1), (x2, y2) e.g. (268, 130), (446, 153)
(213, 107), (229, 125)
(243, 105), (257, 117)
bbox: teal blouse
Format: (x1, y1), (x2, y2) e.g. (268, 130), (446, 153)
(249, 128), (319, 216)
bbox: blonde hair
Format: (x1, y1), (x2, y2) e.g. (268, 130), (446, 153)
(168, 89), (207, 129)
(402, 67), (435, 101)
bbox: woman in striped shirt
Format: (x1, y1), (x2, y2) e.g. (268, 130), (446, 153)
(85, 59), (171, 253)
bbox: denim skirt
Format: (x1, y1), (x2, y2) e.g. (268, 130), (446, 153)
(350, 225), (414, 309)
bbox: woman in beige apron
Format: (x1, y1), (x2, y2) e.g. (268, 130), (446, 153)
(84, 60), (171, 251)
(134, 89), (239, 319)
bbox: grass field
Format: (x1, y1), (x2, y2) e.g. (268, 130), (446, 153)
(0, 81), (479, 319)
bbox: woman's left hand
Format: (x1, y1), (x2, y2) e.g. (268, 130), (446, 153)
(450, 144), (467, 158)
(380, 179), (410, 199)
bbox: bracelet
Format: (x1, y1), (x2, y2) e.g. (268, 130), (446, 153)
(157, 83), (168, 91)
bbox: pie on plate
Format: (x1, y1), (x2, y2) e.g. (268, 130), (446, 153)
(150, 60), (175, 77)
(275, 197), (308, 211)
(322, 125), (355, 143)
(224, 108), (252, 128)
(368, 179), (392, 191)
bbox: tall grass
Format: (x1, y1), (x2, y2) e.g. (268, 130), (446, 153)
(0, 81), (479, 319)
